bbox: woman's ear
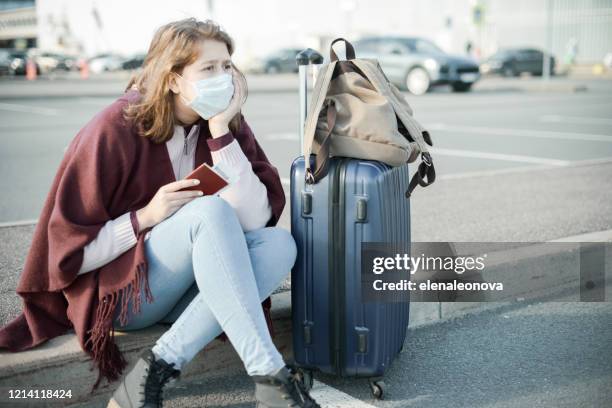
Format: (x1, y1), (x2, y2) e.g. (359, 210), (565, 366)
(168, 73), (180, 94)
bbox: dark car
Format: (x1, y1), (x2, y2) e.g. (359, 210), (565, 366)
(34, 52), (77, 73)
(480, 48), (556, 77)
(5, 49), (40, 75)
(122, 53), (146, 70)
(352, 36), (480, 94)
(47, 52), (77, 71)
(0, 50), (10, 76)
(253, 48), (303, 74)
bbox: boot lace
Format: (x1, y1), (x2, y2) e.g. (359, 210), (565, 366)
(284, 367), (320, 408)
(139, 354), (180, 407)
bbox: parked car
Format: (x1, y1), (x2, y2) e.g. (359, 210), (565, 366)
(352, 36), (480, 94)
(43, 52), (77, 71)
(87, 54), (125, 73)
(32, 51), (77, 73)
(604, 52), (612, 70)
(4, 49), (40, 75)
(0, 50), (11, 76)
(480, 48), (556, 77)
(250, 48), (303, 74)
(122, 53), (146, 70)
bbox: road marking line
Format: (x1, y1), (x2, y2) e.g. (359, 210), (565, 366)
(309, 379), (377, 408)
(0, 219), (38, 227)
(4, 157), (611, 228)
(0, 102), (60, 116)
(428, 123), (612, 142)
(263, 132), (298, 141)
(410, 93), (612, 110)
(430, 147), (571, 166)
(76, 97), (113, 105)
(540, 114), (612, 126)
(437, 156), (612, 180)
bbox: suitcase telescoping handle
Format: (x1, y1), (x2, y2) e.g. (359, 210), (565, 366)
(296, 48), (323, 155)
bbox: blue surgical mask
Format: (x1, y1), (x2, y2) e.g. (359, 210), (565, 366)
(177, 72), (234, 120)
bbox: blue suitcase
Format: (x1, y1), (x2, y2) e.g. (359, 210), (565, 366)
(289, 48), (411, 400)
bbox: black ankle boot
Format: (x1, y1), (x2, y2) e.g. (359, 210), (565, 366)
(107, 348), (181, 408)
(252, 365), (321, 408)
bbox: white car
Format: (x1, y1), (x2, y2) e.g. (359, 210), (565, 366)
(88, 54), (125, 73)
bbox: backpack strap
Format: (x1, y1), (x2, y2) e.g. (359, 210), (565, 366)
(405, 152), (436, 198)
(303, 60), (337, 183)
(308, 100), (337, 183)
(329, 38), (356, 61)
(303, 38), (357, 184)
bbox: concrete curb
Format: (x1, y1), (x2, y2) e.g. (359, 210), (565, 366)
(1, 230), (609, 406)
(0, 292), (293, 407)
(408, 228), (612, 329)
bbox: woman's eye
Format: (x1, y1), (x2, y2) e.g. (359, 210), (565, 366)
(203, 66), (213, 71)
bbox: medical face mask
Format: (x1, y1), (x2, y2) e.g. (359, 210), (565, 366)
(176, 72), (234, 120)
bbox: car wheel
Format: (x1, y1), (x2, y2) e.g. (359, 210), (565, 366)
(265, 65), (280, 74)
(451, 82), (472, 92)
(405, 67), (430, 95)
(502, 65), (518, 77)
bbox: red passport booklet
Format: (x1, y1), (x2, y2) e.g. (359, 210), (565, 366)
(179, 162), (230, 195)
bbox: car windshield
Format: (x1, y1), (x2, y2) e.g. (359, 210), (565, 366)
(403, 38), (444, 54)
(489, 50), (513, 60)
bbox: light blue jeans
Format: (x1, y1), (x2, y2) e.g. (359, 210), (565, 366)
(112, 195), (296, 376)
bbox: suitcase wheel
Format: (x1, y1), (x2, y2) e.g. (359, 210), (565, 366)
(294, 367), (314, 391)
(368, 378), (386, 399)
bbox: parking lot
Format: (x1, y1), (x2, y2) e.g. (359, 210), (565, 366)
(1, 75), (611, 240)
(1, 74), (611, 406)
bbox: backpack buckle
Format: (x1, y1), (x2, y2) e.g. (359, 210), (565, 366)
(305, 169), (315, 184)
(422, 152), (432, 167)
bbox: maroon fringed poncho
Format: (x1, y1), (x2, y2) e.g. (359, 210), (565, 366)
(0, 89), (285, 394)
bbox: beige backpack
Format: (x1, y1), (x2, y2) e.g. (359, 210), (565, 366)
(303, 38), (436, 197)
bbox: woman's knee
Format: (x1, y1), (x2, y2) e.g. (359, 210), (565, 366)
(180, 195), (238, 231)
(264, 227), (298, 272)
(184, 195), (233, 218)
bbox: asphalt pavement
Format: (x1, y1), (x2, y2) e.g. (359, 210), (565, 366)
(129, 289), (611, 408)
(1, 76), (612, 225)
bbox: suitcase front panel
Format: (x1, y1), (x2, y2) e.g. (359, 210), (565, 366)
(340, 160), (411, 377)
(291, 156), (411, 377)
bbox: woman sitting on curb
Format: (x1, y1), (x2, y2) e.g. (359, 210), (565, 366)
(0, 17), (320, 408)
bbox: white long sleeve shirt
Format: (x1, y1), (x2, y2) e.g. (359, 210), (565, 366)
(77, 123), (272, 275)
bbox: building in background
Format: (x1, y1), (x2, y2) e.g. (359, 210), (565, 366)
(474, 0), (612, 65)
(0, 0), (36, 49)
(6, 0), (609, 69)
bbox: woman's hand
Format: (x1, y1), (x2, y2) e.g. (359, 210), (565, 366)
(136, 179), (203, 229)
(208, 68), (246, 138)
